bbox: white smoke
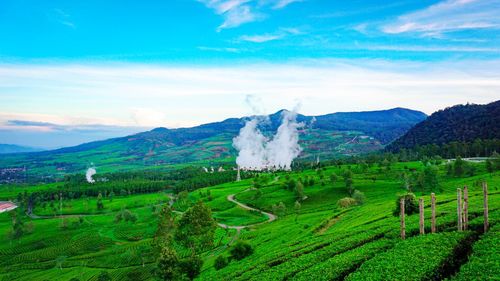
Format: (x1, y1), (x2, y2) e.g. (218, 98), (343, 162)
(233, 109), (303, 171)
(233, 118), (268, 170)
(265, 110), (303, 170)
(86, 167), (96, 183)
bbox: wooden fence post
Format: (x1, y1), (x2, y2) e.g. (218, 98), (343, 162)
(431, 193), (436, 233)
(457, 188), (462, 231)
(483, 182), (489, 232)
(400, 198), (405, 240)
(419, 198), (425, 235)
(463, 186), (468, 230)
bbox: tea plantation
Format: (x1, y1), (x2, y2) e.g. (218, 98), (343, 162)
(0, 161), (498, 280)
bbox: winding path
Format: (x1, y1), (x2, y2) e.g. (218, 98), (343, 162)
(27, 189), (277, 245)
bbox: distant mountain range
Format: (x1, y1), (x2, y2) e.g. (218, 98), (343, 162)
(0, 144), (43, 154)
(387, 100), (500, 151)
(0, 107), (426, 181)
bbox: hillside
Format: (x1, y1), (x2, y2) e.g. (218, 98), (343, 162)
(0, 160), (497, 280)
(0, 144), (43, 154)
(387, 101), (500, 152)
(0, 108), (426, 181)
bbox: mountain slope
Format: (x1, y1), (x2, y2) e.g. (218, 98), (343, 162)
(0, 144), (43, 154)
(387, 101), (500, 151)
(0, 108), (426, 181)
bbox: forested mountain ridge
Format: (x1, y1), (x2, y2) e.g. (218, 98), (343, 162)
(386, 101), (500, 152)
(0, 107), (425, 181)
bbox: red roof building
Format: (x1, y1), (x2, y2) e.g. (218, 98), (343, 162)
(0, 202), (17, 213)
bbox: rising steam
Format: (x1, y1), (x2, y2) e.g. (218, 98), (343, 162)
(86, 167), (96, 183)
(233, 109), (303, 171)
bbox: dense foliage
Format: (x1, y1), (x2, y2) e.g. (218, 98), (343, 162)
(387, 100), (500, 152)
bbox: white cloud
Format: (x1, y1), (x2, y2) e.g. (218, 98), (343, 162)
(131, 108), (168, 127)
(0, 59), (499, 131)
(382, 0), (500, 35)
(240, 34), (283, 42)
(239, 27), (302, 43)
(271, 0), (302, 9)
(198, 0), (302, 30)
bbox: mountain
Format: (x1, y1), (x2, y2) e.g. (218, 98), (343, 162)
(0, 108), (426, 181)
(0, 144), (43, 154)
(387, 100), (500, 152)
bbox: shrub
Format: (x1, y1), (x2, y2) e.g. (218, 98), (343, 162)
(352, 190), (366, 205)
(96, 271), (111, 281)
(393, 193), (419, 216)
(230, 241), (254, 260)
(337, 197), (356, 208)
(214, 255), (229, 270)
(179, 255), (203, 280)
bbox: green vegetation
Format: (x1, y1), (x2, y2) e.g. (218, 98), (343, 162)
(0, 159), (498, 280)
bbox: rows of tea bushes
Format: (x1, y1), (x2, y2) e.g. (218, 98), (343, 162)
(345, 232), (473, 280)
(450, 224), (500, 280)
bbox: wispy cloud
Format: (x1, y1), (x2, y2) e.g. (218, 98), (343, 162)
(198, 0), (303, 31)
(240, 34), (283, 43)
(53, 8), (76, 29)
(382, 0), (500, 36)
(239, 27), (302, 43)
(269, 0), (303, 9)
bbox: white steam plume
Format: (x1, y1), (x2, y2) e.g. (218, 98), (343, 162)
(233, 119), (268, 170)
(233, 109), (303, 171)
(86, 167), (96, 183)
(265, 110), (303, 170)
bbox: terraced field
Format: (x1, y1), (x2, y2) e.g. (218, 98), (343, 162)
(0, 161), (498, 280)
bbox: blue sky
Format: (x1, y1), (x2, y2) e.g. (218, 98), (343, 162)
(1, 0), (499, 148)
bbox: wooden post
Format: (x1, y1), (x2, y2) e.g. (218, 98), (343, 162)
(419, 198), (425, 235)
(400, 198), (405, 240)
(483, 182), (489, 232)
(457, 188), (462, 231)
(463, 186), (468, 230)
(431, 193), (436, 233)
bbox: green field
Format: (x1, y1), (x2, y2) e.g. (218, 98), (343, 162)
(0, 160), (498, 280)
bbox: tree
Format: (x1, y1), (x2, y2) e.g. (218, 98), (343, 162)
(214, 255), (229, 270)
(154, 204), (176, 247)
(96, 192), (104, 210)
(230, 241), (253, 260)
(157, 245), (179, 281)
(179, 255), (203, 280)
(10, 211), (24, 240)
(352, 190), (365, 205)
(176, 201), (216, 253)
(330, 173), (338, 186)
(343, 170), (354, 196)
(273, 202), (287, 217)
(295, 181), (305, 201)
(453, 156), (465, 177)
(394, 193), (419, 216)
(294, 201), (301, 222)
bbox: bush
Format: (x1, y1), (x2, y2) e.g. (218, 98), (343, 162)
(337, 197), (356, 208)
(214, 255), (229, 270)
(97, 271), (111, 281)
(230, 241), (254, 260)
(352, 190), (366, 205)
(179, 255), (203, 280)
(393, 193), (419, 216)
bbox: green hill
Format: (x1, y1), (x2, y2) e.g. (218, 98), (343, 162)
(0, 159), (497, 280)
(0, 108), (426, 182)
(387, 100), (500, 152)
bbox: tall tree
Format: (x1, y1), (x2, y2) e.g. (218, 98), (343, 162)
(175, 201), (216, 253)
